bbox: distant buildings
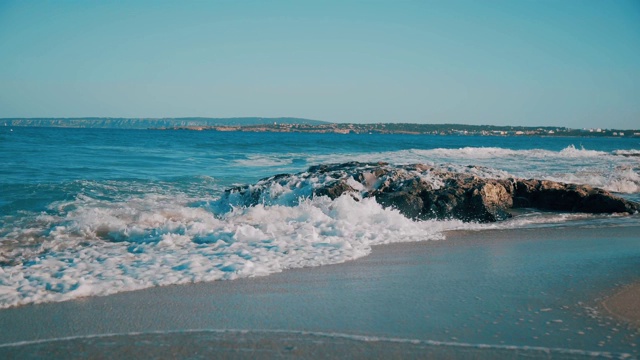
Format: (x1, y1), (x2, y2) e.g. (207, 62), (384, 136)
(3, 118), (639, 137)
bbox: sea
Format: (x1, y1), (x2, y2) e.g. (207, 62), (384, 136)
(1, 127), (640, 357)
(1, 127), (639, 309)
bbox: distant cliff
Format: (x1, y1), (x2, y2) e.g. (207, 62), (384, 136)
(1, 117), (327, 129)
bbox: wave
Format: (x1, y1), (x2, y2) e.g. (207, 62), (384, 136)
(613, 149), (640, 157)
(233, 154), (294, 167)
(303, 145), (625, 163)
(221, 145), (640, 194)
(1, 145), (639, 308)
(0, 191), (468, 308)
(4, 181), (628, 309)
(302, 145), (640, 194)
(543, 166), (640, 194)
(3, 156), (640, 309)
(2, 190), (636, 309)
(222, 145), (640, 194)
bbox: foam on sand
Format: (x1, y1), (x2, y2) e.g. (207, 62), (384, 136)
(1, 192), (472, 308)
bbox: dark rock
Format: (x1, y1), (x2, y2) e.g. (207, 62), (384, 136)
(313, 181), (355, 200)
(221, 162), (639, 223)
(377, 191), (425, 219)
(508, 179), (638, 214)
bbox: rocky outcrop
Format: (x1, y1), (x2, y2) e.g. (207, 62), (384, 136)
(224, 162), (639, 223)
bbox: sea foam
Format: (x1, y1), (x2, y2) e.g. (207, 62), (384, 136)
(1, 191), (471, 308)
(301, 146), (640, 194)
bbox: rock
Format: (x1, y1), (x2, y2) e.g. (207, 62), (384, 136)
(507, 179), (638, 214)
(222, 162), (639, 223)
(377, 191), (425, 219)
(313, 181), (355, 200)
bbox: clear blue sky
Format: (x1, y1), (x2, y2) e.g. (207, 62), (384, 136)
(1, 1), (639, 128)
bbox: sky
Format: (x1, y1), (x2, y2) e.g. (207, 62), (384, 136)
(0, 1), (639, 128)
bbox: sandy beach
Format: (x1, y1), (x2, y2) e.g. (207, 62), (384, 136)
(1, 225), (639, 359)
(603, 282), (640, 330)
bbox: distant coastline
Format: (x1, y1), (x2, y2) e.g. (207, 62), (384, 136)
(2, 117), (639, 138)
(1, 117), (326, 129)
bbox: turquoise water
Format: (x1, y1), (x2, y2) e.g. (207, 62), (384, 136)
(3, 127), (639, 185)
(0, 127), (639, 308)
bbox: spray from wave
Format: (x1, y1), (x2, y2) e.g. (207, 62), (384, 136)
(249, 145), (640, 194)
(1, 186), (480, 308)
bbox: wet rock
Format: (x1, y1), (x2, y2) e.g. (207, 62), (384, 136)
(507, 179), (638, 214)
(223, 162), (639, 223)
(313, 181), (356, 200)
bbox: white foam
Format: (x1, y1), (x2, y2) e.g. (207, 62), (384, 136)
(307, 145), (615, 164)
(304, 146), (640, 194)
(233, 155), (293, 167)
(5, 181), (628, 309)
(614, 149), (640, 157)
(542, 166), (640, 194)
(1, 192), (475, 308)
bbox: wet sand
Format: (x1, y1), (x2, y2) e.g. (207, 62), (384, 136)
(603, 282), (640, 330)
(0, 330), (612, 360)
(1, 225), (639, 358)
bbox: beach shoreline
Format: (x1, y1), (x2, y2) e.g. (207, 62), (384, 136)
(1, 225), (639, 358)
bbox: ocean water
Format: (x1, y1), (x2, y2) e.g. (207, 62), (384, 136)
(0, 127), (639, 310)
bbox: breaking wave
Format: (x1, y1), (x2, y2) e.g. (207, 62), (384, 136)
(310, 145), (640, 194)
(238, 145), (640, 194)
(2, 170), (637, 309)
(1, 142), (639, 308)
(0, 187), (470, 308)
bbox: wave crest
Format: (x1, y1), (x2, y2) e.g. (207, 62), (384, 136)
(0, 191), (464, 308)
